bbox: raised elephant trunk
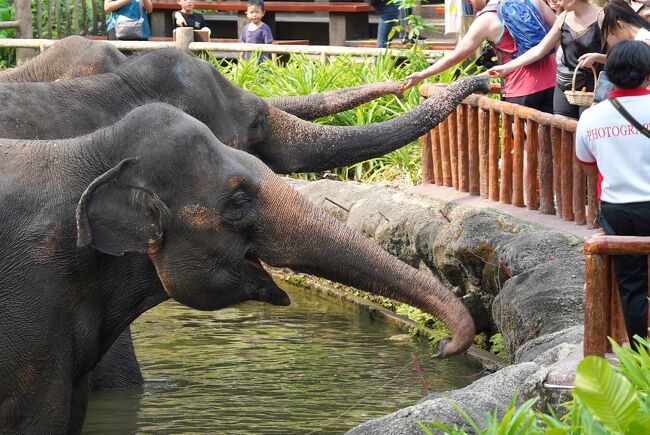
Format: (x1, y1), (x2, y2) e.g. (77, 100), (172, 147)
(254, 170), (475, 358)
(259, 76), (490, 174)
(264, 82), (404, 120)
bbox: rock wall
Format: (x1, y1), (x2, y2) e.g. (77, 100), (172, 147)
(289, 179), (586, 433)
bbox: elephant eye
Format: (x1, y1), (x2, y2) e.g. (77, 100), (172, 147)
(221, 191), (252, 223)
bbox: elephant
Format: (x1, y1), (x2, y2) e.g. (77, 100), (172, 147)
(0, 103), (474, 433)
(0, 47), (488, 390)
(0, 47), (490, 174)
(0, 35), (405, 122)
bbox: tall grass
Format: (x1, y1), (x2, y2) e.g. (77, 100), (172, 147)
(206, 51), (481, 187)
(0, 0), (16, 68)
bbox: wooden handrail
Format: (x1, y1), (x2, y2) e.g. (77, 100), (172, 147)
(584, 233), (650, 356)
(418, 83), (596, 227)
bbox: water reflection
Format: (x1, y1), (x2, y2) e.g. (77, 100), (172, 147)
(83, 281), (483, 434)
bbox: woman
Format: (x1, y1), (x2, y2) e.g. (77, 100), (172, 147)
(580, 0), (650, 67)
(104, 0), (153, 41)
(488, 0), (604, 119)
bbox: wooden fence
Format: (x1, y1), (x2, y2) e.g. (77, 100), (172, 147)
(584, 235), (650, 356)
(418, 83), (598, 228)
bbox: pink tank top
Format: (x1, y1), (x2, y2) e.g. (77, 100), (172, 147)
(494, 21), (557, 98)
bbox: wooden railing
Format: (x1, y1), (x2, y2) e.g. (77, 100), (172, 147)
(418, 83), (598, 227)
(584, 235), (650, 356)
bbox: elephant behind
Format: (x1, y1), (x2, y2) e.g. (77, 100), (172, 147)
(0, 103), (474, 433)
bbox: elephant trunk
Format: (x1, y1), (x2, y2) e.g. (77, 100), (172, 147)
(259, 76), (489, 174)
(254, 171), (475, 357)
(264, 82), (404, 120)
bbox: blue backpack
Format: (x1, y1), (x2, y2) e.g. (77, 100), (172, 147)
(482, 0), (552, 60)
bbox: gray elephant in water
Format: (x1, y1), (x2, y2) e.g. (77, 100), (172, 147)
(0, 45), (488, 389)
(0, 103), (474, 434)
(0, 35), (406, 122)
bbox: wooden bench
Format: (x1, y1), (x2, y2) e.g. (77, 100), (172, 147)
(150, 1), (372, 46)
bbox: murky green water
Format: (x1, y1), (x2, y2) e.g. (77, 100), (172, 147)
(83, 282), (483, 434)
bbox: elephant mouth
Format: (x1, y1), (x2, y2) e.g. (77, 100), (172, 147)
(244, 251), (291, 306)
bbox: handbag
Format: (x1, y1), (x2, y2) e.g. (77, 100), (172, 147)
(609, 97), (650, 139)
(114, 0), (144, 40)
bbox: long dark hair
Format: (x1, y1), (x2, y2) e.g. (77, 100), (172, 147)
(601, 0), (650, 44)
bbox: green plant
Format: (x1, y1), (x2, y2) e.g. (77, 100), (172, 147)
(0, 0), (16, 67)
(417, 336), (650, 434)
(489, 333), (506, 358)
(386, 0), (433, 45)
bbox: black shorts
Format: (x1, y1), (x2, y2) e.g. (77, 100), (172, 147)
(504, 86), (554, 114)
(553, 84), (590, 119)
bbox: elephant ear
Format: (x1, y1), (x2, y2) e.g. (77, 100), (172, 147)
(76, 158), (172, 256)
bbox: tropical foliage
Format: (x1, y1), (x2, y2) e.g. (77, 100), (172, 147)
(0, 0), (16, 68)
(207, 51), (482, 186)
(418, 336), (650, 434)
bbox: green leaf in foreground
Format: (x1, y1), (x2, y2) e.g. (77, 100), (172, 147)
(573, 355), (639, 433)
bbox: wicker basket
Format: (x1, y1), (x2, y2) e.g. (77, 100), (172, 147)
(564, 66), (598, 107)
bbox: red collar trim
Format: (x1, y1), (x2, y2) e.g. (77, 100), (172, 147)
(610, 88), (650, 98)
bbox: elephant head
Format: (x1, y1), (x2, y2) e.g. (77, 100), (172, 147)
(71, 103), (474, 357)
(114, 49), (490, 174)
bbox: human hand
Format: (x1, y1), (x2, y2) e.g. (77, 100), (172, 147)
(175, 13), (187, 27)
(402, 72), (425, 91)
(486, 64), (509, 78)
(578, 52), (605, 68)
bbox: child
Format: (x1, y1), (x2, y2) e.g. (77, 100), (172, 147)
(174, 0), (211, 40)
(240, 0), (274, 61)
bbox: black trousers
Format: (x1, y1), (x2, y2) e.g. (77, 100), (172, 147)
(600, 201), (650, 346)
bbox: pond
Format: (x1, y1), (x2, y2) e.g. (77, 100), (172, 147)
(83, 281), (483, 434)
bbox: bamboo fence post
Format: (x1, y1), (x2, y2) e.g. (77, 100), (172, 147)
(439, 117), (452, 187)
(525, 119), (538, 210)
(15, 0), (34, 61)
(457, 105), (470, 193)
(584, 252), (609, 356)
(448, 110), (459, 189)
(561, 129), (574, 221)
(551, 127), (563, 218)
(488, 109), (499, 201)
(573, 144), (586, 225)
(421, 132), (433, 184)
(538, 124), (555, 214)
(500, 113), (513, 204)
(512, 115), (525, 207)
(468, 105), (480, 196)
(587, 172), (598, 228)
(175, 27), (193, 51)
(479, 108), (489, 198)
(431, 128), (443, 185)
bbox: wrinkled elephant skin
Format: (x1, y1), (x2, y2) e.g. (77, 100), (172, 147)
(0, 103), (474, 433)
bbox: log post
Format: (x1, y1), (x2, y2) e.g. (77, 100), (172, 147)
(500, 113), (513, 204)
(439, 116), (452, 187)
(584, 252), (609, 356)
(587, 172), (598, 228)
(561, 129), (574, 221)
(175, 27), (193, 51)
(449, 109), (459, 189)
(15, 0), (35, 61)
(551, 127), (563, 218)
(512, 115), (525, 207)
(458, 104), (469, 193)
(573, 143), (586, 225)
(468, 105), (480, 196)
(488, 109), (499, 201)
(525, 119), (538, 210)
(538, 124), (555, 214)
(431, 128), (443, 185)
(479, 108), (489, 198)
(421, 133), (433, 184)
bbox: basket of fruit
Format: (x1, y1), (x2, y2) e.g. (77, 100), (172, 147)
(564, 65), (597, 107)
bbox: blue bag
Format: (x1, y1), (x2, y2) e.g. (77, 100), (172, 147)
(496, 0), (550, 59)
